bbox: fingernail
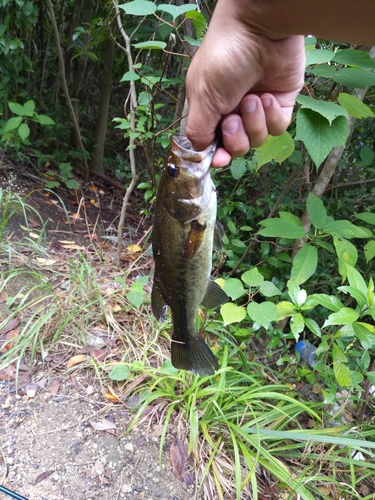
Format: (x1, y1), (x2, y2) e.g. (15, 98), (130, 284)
(243, 97), (257, 113)
(223, 117), (239, 135)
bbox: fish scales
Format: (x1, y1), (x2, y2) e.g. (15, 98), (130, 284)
(152, 135), (228, 375)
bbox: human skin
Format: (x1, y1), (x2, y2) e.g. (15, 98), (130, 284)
(185, 0), (375, 167)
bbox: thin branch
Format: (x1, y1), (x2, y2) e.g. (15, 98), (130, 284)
(113, 0), (139, 266)
(45, 0), (89, 181)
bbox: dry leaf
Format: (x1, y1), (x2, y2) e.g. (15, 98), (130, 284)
(35, 470), (54, 485)
(0, 291), (8, 303)
(66, 354), (88, 368)
(104, 386), (122, 403)
(0, 316), (20, 334)
(36, 257), (56, 266)
(47, 378), (61, 396)
(126, 244), (142, 254)
(61, 243), (84, 250)
(29, 232), (40, 239)
(170, 438), (194, 485)
(89, 185), (98, 192)
(90, 419), (117, 432)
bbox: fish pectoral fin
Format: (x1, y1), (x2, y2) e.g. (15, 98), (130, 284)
(151, 285), (168, 322)
(213, 220), (225, 250)
(171, 335), (218, 376)
(201, 277), (229, 309)
(182, 220), (206, 258)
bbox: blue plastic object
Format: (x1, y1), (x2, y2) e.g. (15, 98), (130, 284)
(295, 340), (317, 368)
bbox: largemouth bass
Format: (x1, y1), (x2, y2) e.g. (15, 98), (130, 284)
(151, 135), (229, 376)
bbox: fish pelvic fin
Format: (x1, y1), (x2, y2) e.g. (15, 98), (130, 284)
(151, 284), (168, 322)
(201, 278), (229, 310)
(171, 335), (218, 376)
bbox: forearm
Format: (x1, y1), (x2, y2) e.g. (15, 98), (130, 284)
(219, 0), (375, 45)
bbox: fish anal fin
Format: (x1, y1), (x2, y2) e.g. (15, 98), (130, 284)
(171, 335), (218, 376)
(151, 285), (168, 322)
(201, 277), (229, 309)
(182, 220), (206, 259)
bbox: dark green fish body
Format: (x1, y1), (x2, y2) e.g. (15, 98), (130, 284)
(152, 135), (228, 375)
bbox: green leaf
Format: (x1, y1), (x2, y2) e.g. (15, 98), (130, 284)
(290, 312), (304, 339)
(308, 294), (344, 312)
(257, 219), (306, 239)
(126, 282), (145, 308)
(366, 371), (375, 385)
(338, 286), (366, 309)
(364, 240), (375, 263)
(323, 307), (359, 327)
(324, 220), (372, 239)
(18, 122), (29, 141)
(360, 146), (375, 166)
(22, 99), (35, 117)
(133, 41), (167, 50)
(109, 364), (130, 381)
(185, 11), (206, 38)
(296, 95), (347, 124)
(290, 244), (318, 285)
(333, 48), (375, 70)
(254, 131), (294, 167)
(118, 0), (157, 16)
(120, 71), (140, 82)
(345, 264), (368, 297)
(306, 193), (327, 229)
(247, 301), (278, 329)
(337, 93), (374, 119)
(355, 212), (375, 225)
(183, 35), (202, 47)
(307, 64), (336, 78)
(157, 3), (196, 20)
(276, 301), (296, 320)
(8, 101), (25, 116)
(241, 268), (264, 287)
(65, 179), (80, 190)
(3, 116), (23, 131)
(259, 281), (282, 297)
(332, 342), (347, 362)
(353, 323), (375, 349)
(287, 280), (307, 307)
(333, 359), (351, 387)
(230, 157), (247, 180)
(305, 48), (334, 66)
(33, 114), (55, 125)
(295, 109), (348, 167)
(223, 278), (246, 300)
(314, 239), (334, 253)
(279, 211), (303, 227)
(304, 318), (321, 337)
(332, 68), (375, 88)
(333, 236), (358, 275)
(220, 302), (246, 326)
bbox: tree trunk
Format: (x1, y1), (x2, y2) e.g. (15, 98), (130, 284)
(91, 37), (115, 174)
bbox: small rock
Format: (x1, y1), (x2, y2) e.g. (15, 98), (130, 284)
(124, 442), (134, 453)
(121, 484), (132, 493)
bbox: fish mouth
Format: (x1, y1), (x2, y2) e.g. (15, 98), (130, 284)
(172, 135), (217, 164)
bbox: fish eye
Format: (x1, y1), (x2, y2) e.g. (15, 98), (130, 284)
(166, 163), (179, 178)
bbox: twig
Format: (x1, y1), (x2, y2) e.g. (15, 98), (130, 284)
(113, 1), (139, 267)
(45, 0), (89, 181)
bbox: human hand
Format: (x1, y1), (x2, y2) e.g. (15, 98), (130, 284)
(185, 0), (305, 167)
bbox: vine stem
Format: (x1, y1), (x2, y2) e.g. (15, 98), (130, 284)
(113, 0), (139, 266)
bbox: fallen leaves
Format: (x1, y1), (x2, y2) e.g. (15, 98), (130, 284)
(89, 419), (117, 435)
(169, 438), (194, 486)
(66, 354), (88, 368)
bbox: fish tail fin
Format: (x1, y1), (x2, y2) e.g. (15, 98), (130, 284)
(171, 335), (218, 376)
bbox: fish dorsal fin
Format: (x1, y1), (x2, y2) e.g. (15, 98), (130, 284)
(201, 277), (229, 309)
(151, 285), (168, 322)
(213, 221), (225, 250)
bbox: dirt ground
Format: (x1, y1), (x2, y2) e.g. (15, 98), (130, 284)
(0, 164), (198, 500)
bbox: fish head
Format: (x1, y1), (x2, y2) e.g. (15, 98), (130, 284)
(160, 135), (217, 223)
